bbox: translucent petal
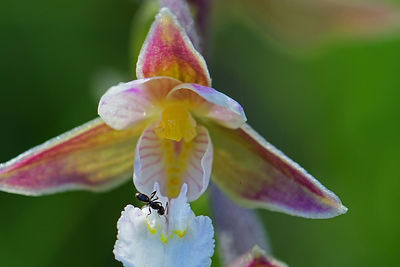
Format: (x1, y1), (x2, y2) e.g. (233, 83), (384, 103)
(167, 83), (247, 129)
(98, 77), (181, 130)
(134, 123), (213, 201)
(208, 123), (347, 219)
(136, 8), (211, 86)
(0, 118), (145, 196)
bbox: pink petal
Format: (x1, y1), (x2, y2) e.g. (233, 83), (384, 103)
(0, 118), (145, 195)
(134, 123), (213, 201)
(167, 83), (247, 129)
(98, 77), (181, 130)
(136, 8), (211, 86)
(209, 123), (347, 219)
(230, 246), (287, 267)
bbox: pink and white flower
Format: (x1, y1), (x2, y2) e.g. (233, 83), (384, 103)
(0, 7), (346, 219)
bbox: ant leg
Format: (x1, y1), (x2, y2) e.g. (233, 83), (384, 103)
(163, 202), (169, 224)
(148, 206), (152, 215)
(150, 191), (156, 199)
(153, 196), (159, 201)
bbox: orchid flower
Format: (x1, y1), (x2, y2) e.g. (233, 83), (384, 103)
(0, 7), (346, 219)
(98, 7), (248, 201)
(114, 183), (214, 267)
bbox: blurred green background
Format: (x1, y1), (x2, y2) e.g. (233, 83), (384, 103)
(1, 0), (399, 266)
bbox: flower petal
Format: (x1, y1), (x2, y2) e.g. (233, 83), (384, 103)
(0, 118), (144, 195)
(136, 8), (211, 86)
(208, 123), (347, 219)
(165, 216), (214, 267)
(134, 123), (213, 201)
(98, 77), (181, 130)
(167, 83), (247, 129)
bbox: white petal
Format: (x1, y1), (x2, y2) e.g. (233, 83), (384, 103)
(98, 77), (180, 130)
(167, 184), (194, 233)
(167, 83), (247, 129)
(114, 185), (215, 267)
(113, 205), (165, 267)
(165, 216), (214, 267)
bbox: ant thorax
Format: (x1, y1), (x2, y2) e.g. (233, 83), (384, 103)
(136, 191), (168, 216)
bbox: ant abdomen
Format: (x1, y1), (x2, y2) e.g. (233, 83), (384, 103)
(135, 192), (150, 202)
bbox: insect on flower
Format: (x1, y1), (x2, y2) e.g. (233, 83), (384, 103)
(114, 184), (215, 267)
(135, 190), (167, 215)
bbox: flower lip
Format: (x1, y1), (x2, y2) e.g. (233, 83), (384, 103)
(114, 183), (215, 267)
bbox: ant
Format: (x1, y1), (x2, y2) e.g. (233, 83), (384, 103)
(135, 191), (167, 216)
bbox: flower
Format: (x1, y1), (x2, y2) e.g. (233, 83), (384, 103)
(0, 7), (346, 219)
(98, 7), (246, 201)
(114, 183), (214, 267)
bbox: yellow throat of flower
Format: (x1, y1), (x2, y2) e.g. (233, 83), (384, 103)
(155, 104), (197, 142)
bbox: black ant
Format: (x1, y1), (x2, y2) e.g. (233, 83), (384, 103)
(135, 191), (167, 216)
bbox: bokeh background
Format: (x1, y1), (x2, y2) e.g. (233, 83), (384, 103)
(1, 0), (399, 266)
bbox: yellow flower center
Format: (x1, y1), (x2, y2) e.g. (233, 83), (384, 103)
(155, 104), (197, 142)
(161, 138), (193, 198)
